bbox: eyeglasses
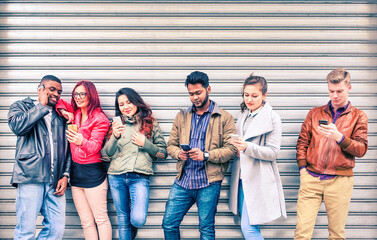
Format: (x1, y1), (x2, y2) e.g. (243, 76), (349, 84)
(73, 92), (87, 99)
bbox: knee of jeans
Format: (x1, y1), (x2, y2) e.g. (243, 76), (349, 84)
(52, 225), (65, 238)
(131, 214), (147, 228)
(131, 218), (147, 228)
(241, 222), (260, 235)
(162, 216), (176, 231)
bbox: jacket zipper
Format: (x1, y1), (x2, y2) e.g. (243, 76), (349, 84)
(323, 111), (333, 174)
(322, 105), (350, 174)
(323, 140), (331, 174)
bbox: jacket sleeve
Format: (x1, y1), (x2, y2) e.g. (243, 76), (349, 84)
(243, 112), (282, 161)
(55, 98), (74, 116)
(141, 121), (167, 160)
(167, 112), (182, 160)
(296, 110), (313, 168)
(80, 113), (110, 155)
(8, 101), (49, 136)
(207, 112), (238, 164)
(339, 111), (368, 158)
(101, 125), (119, 158)
(64, 136), (72, 177)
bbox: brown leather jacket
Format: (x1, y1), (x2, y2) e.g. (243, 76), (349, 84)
(167, 101), (237, 183)
(296, 102), (368, 176)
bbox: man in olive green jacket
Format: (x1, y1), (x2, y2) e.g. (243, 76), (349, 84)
(162, 71), (237, 240)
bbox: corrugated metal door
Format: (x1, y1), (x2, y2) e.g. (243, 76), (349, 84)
(0, 1), (376, 239)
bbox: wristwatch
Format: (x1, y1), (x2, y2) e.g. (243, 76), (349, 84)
(203, 151), (210, 161)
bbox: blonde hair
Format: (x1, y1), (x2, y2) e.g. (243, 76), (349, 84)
(326, 68), (351, 86)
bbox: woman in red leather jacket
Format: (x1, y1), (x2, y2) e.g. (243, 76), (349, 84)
(57, 80), (111, 240)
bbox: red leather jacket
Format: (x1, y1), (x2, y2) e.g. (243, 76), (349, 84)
(296, 102), (368, 176)
(56, 100), (109, 164)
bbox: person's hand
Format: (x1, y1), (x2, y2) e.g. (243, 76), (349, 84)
(66, 128), (83, 146)
(112, 121), (126, 139)
(37, 85), (48, 106)
(317, 123), (343, 142)
(178, 149), (188, 160)
(188, 148), (204, 161)
(132, 131), (145, 147)
(60, 109), (74, 123)
(300, 167), (307, 175)
(231, 138), (248, 151)
(54, 177), (68, 196)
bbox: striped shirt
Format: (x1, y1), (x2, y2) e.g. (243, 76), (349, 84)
(175, 101), (214, 189)
(301, 101), (350, 180)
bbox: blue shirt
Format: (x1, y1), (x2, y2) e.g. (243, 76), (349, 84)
(301, 101), (350, 180)
(175, 101), (214, 189)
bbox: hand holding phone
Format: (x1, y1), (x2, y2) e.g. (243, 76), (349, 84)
(67, 124), (78, 132)
(231, 134), (240, 140)
(112, 116), (125, 138)
(113, 116), (121, 124)
(37, 84), (48, 106)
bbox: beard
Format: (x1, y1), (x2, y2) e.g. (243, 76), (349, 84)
(195, 91), (209, 109)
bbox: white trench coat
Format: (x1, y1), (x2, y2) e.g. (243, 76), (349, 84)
(228, 102), (287, 225)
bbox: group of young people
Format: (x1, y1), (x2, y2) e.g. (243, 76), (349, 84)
(8, 68), (368, 240)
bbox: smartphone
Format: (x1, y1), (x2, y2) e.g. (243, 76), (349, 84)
(180, 144), (191, 151)
(68, 124), (78, 132)
(231, 134), (240, 140)
(37, 84), (45, 90)
(319, 120), (328, 125)
(112, 116), (121, 123)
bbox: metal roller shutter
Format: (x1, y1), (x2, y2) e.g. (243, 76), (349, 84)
(0, 1), (376, 239)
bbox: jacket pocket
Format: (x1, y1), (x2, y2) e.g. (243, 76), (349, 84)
(16, 153), (41, 178)
(17, 153), (36, 161)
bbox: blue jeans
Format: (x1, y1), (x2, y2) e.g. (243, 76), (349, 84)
(162, 182), (221, 240)
(108, 173), (150, 240)
(239, 180), (264, 240)
(14, 183), (66, 240)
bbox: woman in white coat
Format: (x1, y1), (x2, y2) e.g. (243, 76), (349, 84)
(229, 74), (287, 239)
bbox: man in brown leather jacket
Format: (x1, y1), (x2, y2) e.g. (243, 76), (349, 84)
(294, 68), (368, 240)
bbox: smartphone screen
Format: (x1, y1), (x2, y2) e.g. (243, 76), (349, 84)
(113, 116), (121, 123)
(231, 134), (240, 140)
(319, 120), (328, 125)
(180, 144), (191, 151)
(68, 124), (78, 132)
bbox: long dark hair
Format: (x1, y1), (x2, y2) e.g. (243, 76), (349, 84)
(115, 88), (154, 138)
(240, 74), (268, 112)
(71, 80), (104, 118)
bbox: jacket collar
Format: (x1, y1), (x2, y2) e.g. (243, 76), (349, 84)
(324, 100), (354, 116)
(23, 97), (58, 114)
(183, 100), (221, 116)
(22, 97), (36, 105)
(239, 102), (274, 139)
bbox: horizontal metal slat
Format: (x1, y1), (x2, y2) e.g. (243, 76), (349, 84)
(2, 29), (377, 41)
(1, 3), (376, 14)
(1, 17), (376, 28)
(1, 43), (377, 54)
